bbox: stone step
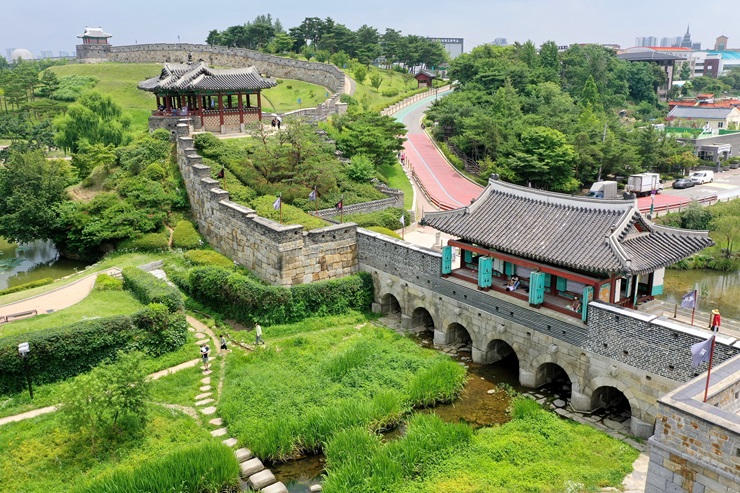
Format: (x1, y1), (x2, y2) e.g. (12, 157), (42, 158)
(309, 485), (323, 493)
(222, 437), (238, 447)
(199, 385), (211, 392)
(209, 417), (223, 426)
(194, 332), (207, 339)
(234, 448), (253, 462)
(200, 377), (211, 385)
(195, 339), (209, 346)
(210, 427), (228, 437)
(195, 392), (213, 400)
(195, 398), (215, 407)
(248, 469), (276, 490)
(262, 481), (289, 493)
(240, 458), (264, 478)
(200, 406), (217, 415)
(201, 369), (212, 375)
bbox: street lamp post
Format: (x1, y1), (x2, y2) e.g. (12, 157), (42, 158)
(18, 342), (33, 399)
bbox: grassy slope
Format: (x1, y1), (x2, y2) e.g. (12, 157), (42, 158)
(49, 63), (330, 129)
(0, 405), (215, 493)
(342, 65), (425, 111)
(0, 289), (142, 338)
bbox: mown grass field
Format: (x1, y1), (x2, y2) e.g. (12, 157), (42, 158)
(342, 65), (428, 112)
(49, 63), (330, 130)
(220, 314), (467, 462)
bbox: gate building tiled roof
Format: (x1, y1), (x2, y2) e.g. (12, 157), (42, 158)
(138, 61), (276, 93)
(421, 179), (713, 276)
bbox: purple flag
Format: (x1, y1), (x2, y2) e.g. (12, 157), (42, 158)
(681, 290), (696, 309)
(690, 335), (714, 367)
(308, 189), (317, 201)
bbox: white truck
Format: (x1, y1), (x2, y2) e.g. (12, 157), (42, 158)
(587, 181), (619, 199)
(626, 173), (663, 197)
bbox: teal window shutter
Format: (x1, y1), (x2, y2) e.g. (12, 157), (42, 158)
(556, 276), (568, 292)
(441, 246), (452, 275)
(504, 262), (515, 276)
(544, 273), (552, 288)
(581, 286), (593, 322)
(529, 271), (545, 305)
(478, 256), (492, 288)
(464, 250), (473, 264)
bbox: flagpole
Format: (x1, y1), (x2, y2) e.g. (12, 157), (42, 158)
(279, 193), (282, 224)
(703, 334), (716, 403)
(340, 193), (344, 224)
(314, 187), (318, 214)
(690, 289), (696, 326)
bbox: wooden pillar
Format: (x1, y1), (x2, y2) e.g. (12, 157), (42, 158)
(164, 96), (171, 110)
(156, 95), (161, 108)
(257, 92), (262, 120)
(218, 94), (224, 126)
(245, 93), (250, 108)
(238, 93), (244, 124)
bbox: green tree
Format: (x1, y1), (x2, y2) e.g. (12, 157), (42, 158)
(36, 69), (59, 98)
(580, 75), (602, 109)
(0, 151), (72, 243)
(71, 141), (117, 179)
(504, 126), (579, 192)
(272, 33), (295, 53)
(53, 91), (132, 153)
(369, 72), (383, 91)
(710, 215), (740, 258)
(329, 111), (406, 167)
(679, 62), (692, 81)
(61, 351), (150, 453)
(352, 64), (368, 84)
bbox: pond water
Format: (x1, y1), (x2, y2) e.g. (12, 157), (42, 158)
(660, 269), (740, 320)
(0, 238), (90, 291)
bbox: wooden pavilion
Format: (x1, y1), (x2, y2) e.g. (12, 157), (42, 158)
(414, 69), (436, 88)
(138, 61), (276, 134)
(421, 178), (713, 320)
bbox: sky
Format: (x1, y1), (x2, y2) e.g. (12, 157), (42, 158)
(2, 0), (738, 58)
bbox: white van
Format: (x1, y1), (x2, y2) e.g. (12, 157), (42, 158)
(690, 171), (714, 184)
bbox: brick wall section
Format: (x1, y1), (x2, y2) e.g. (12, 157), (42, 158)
(79, 43), (345, 94)
(646, 356), (740, 493)
(586, 303), (739, 381)
(175, 122), (358, 286)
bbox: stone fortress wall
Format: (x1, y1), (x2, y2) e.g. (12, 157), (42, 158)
(646, 356), (740, 493)
(175, 122), (358, 286)
(78, 43), (345, 94)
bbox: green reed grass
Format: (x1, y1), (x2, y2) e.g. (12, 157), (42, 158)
(72, 441), (240, 493)
(406, 359), (468, 407)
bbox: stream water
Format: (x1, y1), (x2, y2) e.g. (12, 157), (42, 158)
(0, 238), (89, 292)
(659, 269), (740, 320)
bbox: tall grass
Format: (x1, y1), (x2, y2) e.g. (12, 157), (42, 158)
(323, 414), (472, 493)
(71, 442), (240, 493)
(511, 396), (542, 420)
(406, 359), (468, 407)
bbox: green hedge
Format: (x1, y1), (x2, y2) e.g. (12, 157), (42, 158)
(94, 273), (123, 291)
(187, 266), (373, 325)
(172, 220), (203, 249)
(183, 249), (234, 269)
(122, 267), (183, 313)
(0, 306), (188, 393)
(72, 441), (240, 493)
(119, 232), (170, 251)
(0, 278), (54, 297)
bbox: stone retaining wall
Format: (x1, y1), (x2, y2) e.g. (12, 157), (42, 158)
(175, 121), (358, 286)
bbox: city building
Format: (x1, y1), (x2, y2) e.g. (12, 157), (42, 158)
(426, 37), (464, 60)
(714, 35), (729, 51)
(660, 36), (682, 48)
(666, 106), (740, 132)
(78, 26), (112, 45)
(680, 25), (693, 48)
(636, 36), (658, 47)
(492, 38), (508, 46)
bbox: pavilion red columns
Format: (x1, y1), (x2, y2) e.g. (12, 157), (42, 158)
(238, 93), (244, 124)
(257, 92), (262, 120)
(218, 94), (224, 126)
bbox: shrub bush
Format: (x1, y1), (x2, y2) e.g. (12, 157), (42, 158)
(0, 278), (54, 297)
(341, 208), (409, 230)
(72, 442), (240, 493)
(186, 266), (373, 325)
(183, 249), (235, 269)
(94, 273), (123, 291)
(171, 220), (202, 249)
(119, 232), (169, 251)
(131, 303), (188, 357)
(122, 267), (183, 312)
(381, 88), (400, 97)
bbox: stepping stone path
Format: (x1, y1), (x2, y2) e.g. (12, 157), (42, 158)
(188, 316), (287, 492)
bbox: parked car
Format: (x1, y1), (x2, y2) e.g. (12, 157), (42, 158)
(672, 178), (695, 189)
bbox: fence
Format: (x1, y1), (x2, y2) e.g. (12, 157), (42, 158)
(645, 194), (718, 217)
(380, 85), (451, 116)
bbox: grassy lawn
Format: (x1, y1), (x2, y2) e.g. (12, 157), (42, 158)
(219, 314), (467, 462)
(0, 405), (216, 493)
(48, 63), (330, 129)
(379, 162), (413, 210)
(343, 65), (426, 112)
(0, 289), (143, 338)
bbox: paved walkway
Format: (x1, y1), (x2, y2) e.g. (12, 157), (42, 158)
(395, 93), (484, 211)
(0, 268), (120, 322)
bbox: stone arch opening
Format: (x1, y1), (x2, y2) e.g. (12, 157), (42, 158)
(410, 307), (435, 337)
(591, 386), (632, 423)
(448, 322), (472, 345)
(380, 293), (401, 317)
(535, 362), (572, 402)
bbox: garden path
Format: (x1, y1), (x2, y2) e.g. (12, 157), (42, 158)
(0, 268), (121, 321)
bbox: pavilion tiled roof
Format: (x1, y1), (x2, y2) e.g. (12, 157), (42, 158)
(421, 179), (713, 276)
(138, 61), (277, 93)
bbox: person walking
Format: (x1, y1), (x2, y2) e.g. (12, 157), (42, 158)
(200, 344), (210, 370)
(254, 323), (264, 345)
(277, 116), (282, 129)
(220, 334), (228, 352)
